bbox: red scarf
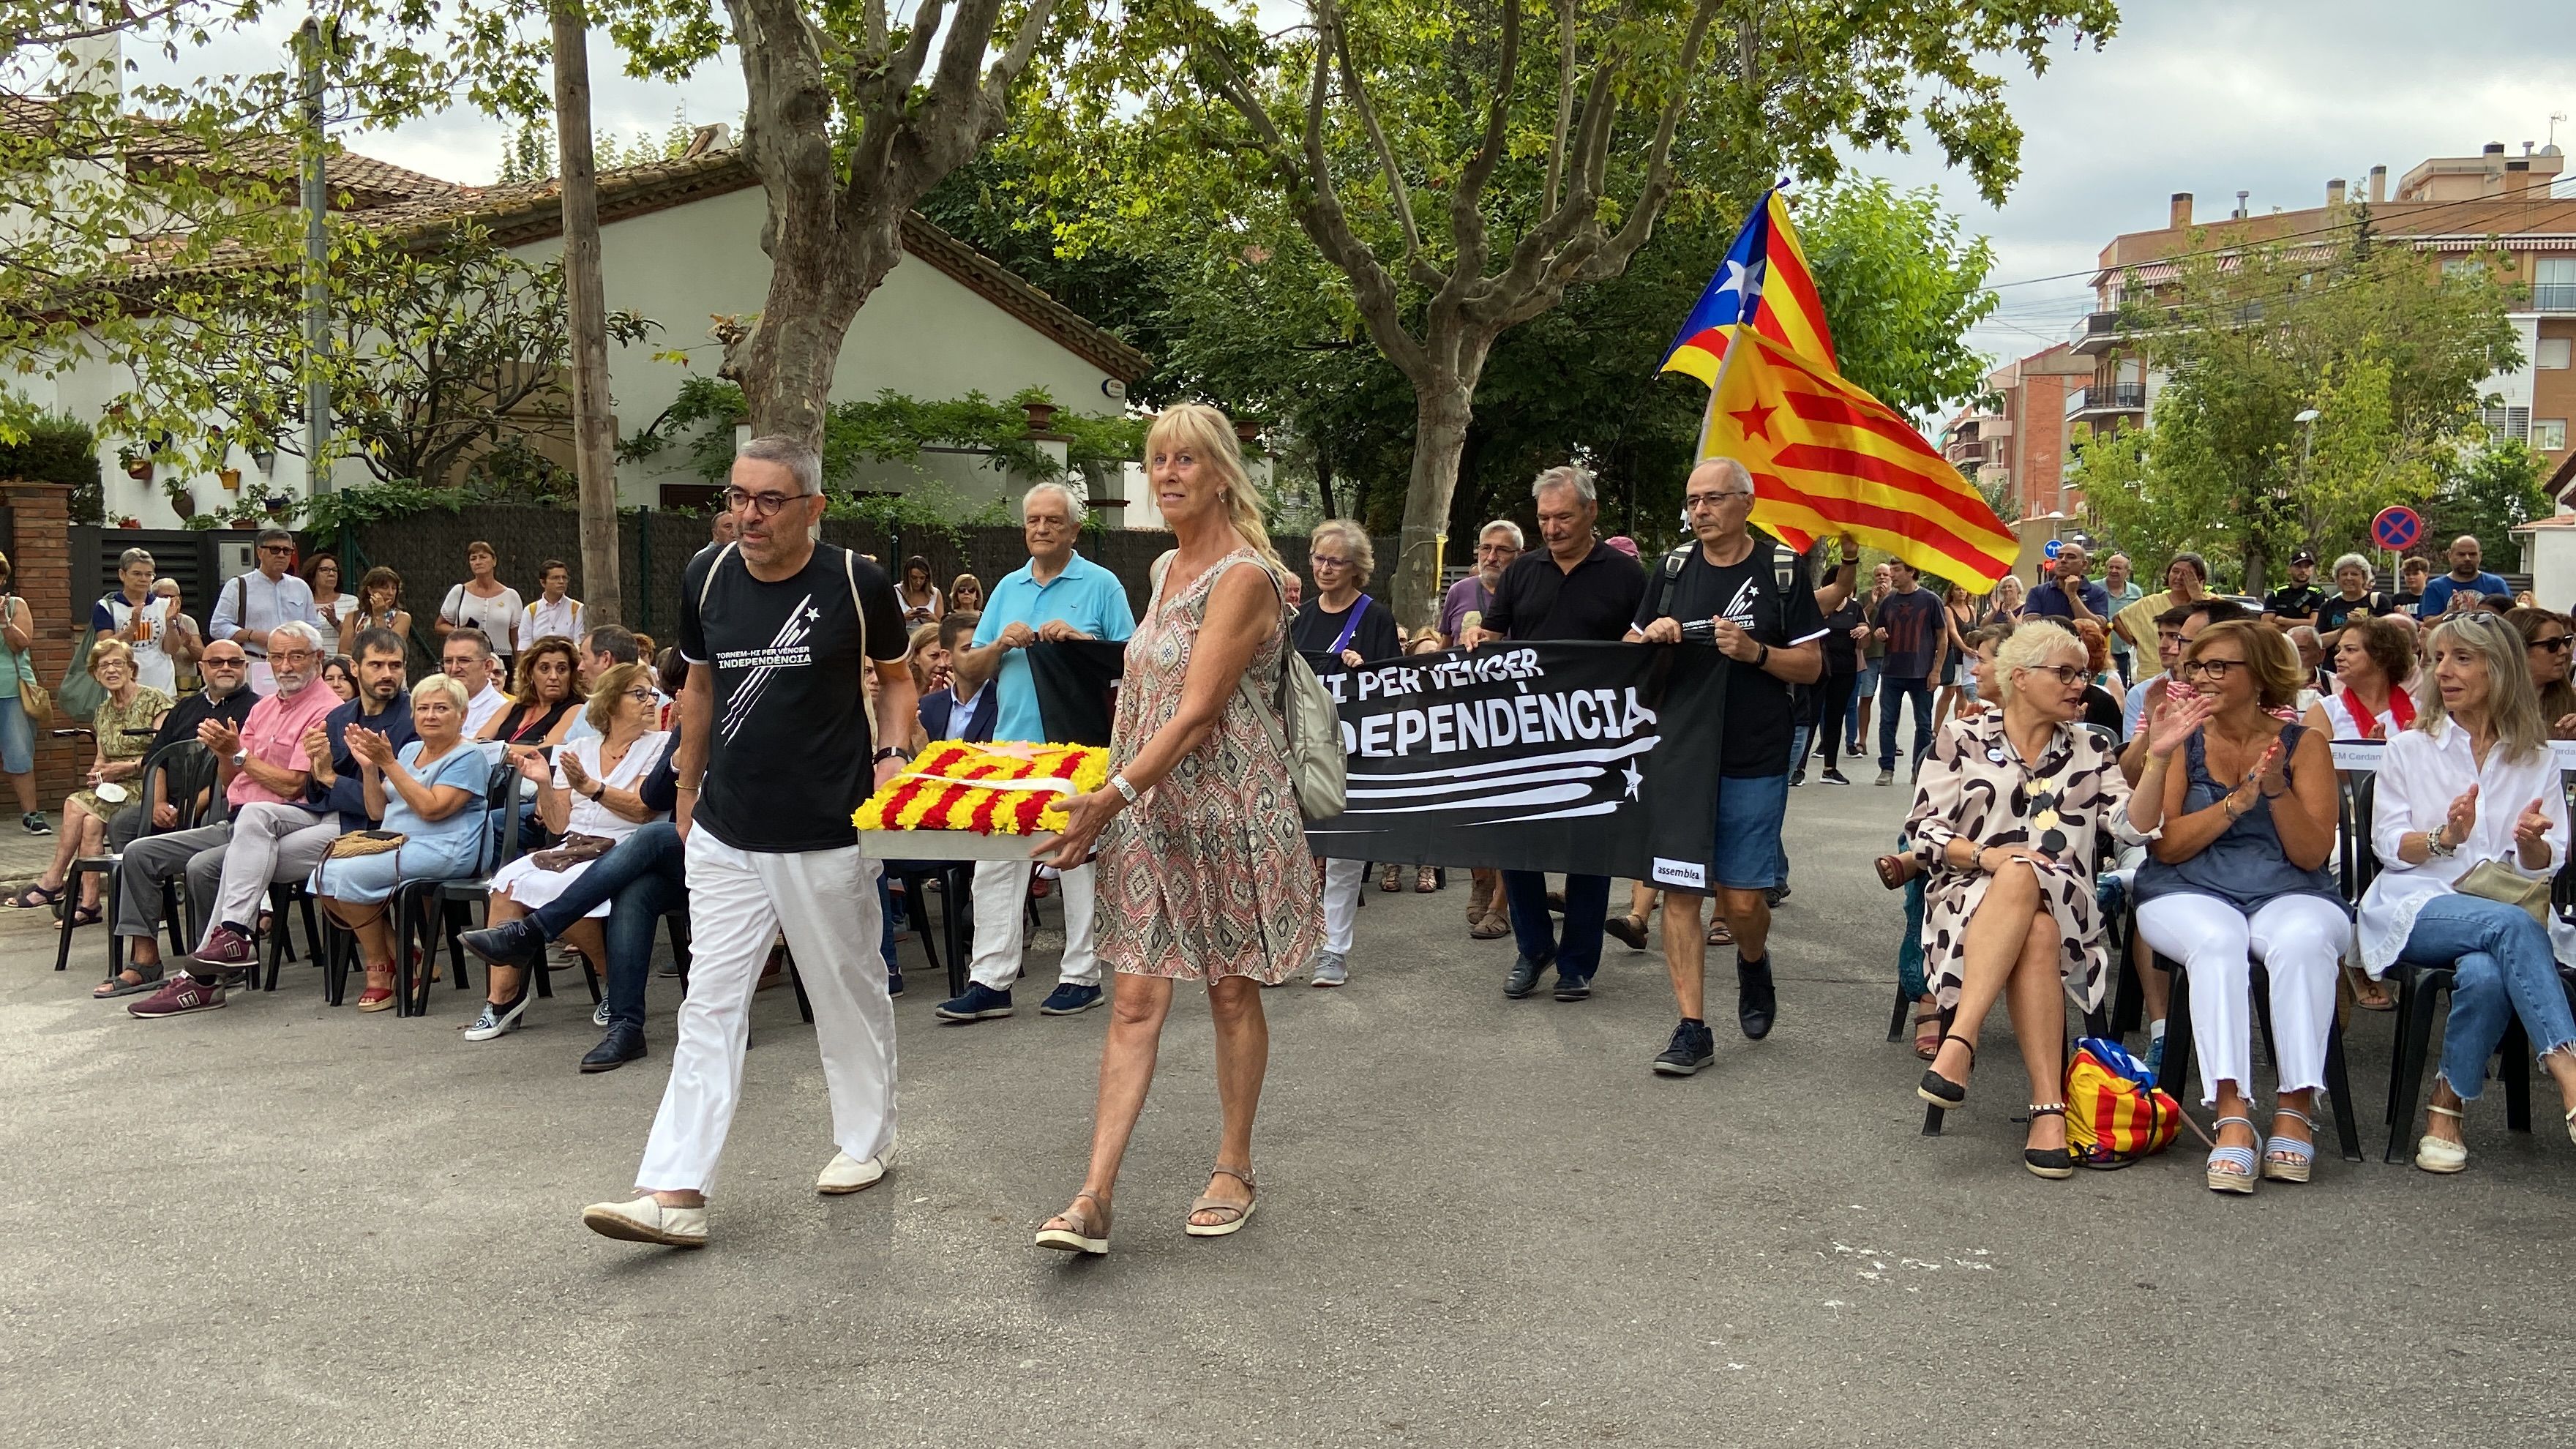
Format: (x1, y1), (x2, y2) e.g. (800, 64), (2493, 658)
(2341, 682), (2414, 738)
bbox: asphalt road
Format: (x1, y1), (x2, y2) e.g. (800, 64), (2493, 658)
(4, 778), (2575, 1448)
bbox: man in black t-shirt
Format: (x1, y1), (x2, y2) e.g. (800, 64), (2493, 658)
(1626, 456), (1825, 1076)
(2264, 549), (2326, 629)
(583, 435), (916, 1251)
(1870, 559), (1947, 784)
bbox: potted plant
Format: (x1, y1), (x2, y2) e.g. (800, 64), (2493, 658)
(1021, 399), (1060, 432)
(163, 476), (198, 519)
(218, 466), (242, 490)
(113, 514), (142, 529)
(119, 445), (152, 482)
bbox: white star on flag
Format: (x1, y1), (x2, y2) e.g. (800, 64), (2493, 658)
(1716, 257), (1767, 304)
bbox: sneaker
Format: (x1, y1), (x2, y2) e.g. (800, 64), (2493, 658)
(1309, 952), (1348, 988)
(127, 973), (225, 1019)
(2144, 1034), (2166, 1081)
(1789, 766), (1806, 787)
(887, 967), (905, 998)
(591, 997), (613, 1029)
(816, 1150), (891, 1195)
(934, 982), (1014, 1022)
(1505, 954), (1549, 999)
(1652, 1019), (1716, 1076)
(460, 917), (546, 970)
(21, 811), (50, 836)
(580, 1195), (706, 1248)
(1875, 768), (1895, 786)
(1040, 981), (1104, 1014)
(188, 924), (259, 970)
(463, 995), (528, 1042)
(580, 1023), (646, 1073)
(1737, 956), (1777, 1040)
(1820, 768), (1851, 785)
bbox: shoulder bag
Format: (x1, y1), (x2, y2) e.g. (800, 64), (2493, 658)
(2455, 859), (2551, 925)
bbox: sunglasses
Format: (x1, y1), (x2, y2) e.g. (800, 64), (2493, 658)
(2534, 636), (2575, 654)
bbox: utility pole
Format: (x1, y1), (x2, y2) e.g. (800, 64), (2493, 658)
(550, 0), (621, 626)
(296, 17), (332, 493)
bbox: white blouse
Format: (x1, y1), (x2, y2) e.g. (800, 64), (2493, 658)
(2319, 691), (2408, 741)
(553, 730), (671, 840)
(2358, 716), (2572, 973)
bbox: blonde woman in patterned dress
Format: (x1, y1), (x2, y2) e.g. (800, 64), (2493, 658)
(1033, 403), (1322, 1256)
(1904, 618), (2143, 1177)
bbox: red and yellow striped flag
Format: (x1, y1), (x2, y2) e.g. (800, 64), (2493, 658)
(1703, 329), (2018, 589)
(1658, 187), (1837, 384)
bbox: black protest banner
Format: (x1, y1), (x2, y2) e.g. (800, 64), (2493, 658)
(1027, 639), (1129, 746)
(1303, 641), (1731, 887)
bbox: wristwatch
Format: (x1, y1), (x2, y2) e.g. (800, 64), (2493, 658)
(231, 749), (248, 768)
(1109, 773), (1139, 805)
(872, 746), (910, 764)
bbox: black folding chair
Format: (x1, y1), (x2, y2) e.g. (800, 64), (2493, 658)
(396, 757), (527, 1017)
(891, 860), (974, 1000)
(55, 741), (219, 978)
(2150, 948), (2365, 1162)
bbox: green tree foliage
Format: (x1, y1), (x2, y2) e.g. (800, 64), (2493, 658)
(1015, 0), (2113, 622)
(2075, 225), (2521, 583)
(113, 223), (657, 488)
(0, 411), (104, 521)
(2426, 438), (2549, 558)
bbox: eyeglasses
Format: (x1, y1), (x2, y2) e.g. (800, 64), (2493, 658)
(2179, 659), (2247, 680)
(722, 486), (810, 518)
(622, 686), (657, 704)
(203, 655), (247, 668)
(258, 544), (294, 555)
(272, 649), (318, 662)
(2016, 663), (2089, 686)
(1686, 491), (1754, 509)
(1311, 554), (1352, 569)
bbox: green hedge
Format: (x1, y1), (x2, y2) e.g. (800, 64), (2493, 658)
(0, 413), (105, 523)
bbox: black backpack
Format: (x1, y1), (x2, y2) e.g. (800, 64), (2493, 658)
(1654, 532), (1813, 712)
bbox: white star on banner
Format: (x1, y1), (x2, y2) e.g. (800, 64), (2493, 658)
(1622, 763), (1644, 798)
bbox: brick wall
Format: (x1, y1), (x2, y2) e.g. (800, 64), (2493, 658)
(1, 482), (94, 801)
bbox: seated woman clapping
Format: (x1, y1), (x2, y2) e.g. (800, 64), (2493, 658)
(2358, 611), (2576, 1174)
(2129, 621), (2345, 1194)
(1905, 618), (2140, 1179)
(463, 663), (670, 1042)
(315, 673), (490, 1011)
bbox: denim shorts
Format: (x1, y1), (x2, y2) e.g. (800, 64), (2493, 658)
(1710, 771), (1791, 892)
(0, 694), (31, 776)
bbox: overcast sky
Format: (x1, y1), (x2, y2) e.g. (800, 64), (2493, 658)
(153, 0), (2572, 381)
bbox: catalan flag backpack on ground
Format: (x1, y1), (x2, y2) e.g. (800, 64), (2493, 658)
(2064, 1037), (2182, 1168)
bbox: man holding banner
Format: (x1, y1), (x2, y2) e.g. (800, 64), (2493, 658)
(1627, 456), (1825, 1072)
(1463, 465), (1646, 1002)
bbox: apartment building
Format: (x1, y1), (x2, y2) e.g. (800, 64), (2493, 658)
(1941, 343), (2092, 519)
(2072, 141), (2576, 490)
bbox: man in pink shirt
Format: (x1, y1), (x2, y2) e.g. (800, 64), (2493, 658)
(102, 622), (342, 1010)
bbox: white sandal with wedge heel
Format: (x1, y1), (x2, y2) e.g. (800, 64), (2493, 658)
(1035, 1191), (1112, 1256)
(2261, 1106), (2318, 1184)
(2416, 1103), (2468, 1174)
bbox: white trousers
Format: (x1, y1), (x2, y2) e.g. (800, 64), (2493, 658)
(1320, 857), (1366, 955)
(965, 858), (1098, 991)
(207, 801), (340, 944)
(2135, 891), (2345, 1107)
(635, 834), (896, 1194)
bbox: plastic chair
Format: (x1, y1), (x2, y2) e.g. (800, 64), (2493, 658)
(2149, 948), (2365, 1162)
(258, 880), (325, 992)
(393, 758), (525, 1017)
(54, 741), (219, 978)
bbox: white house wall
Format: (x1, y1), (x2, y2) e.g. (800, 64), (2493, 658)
(506, 186), (1124, 509)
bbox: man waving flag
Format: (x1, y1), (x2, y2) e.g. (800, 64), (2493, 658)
(1661, 187), (2015, 590)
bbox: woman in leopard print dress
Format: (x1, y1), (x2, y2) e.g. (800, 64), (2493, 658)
(1904, 618), (2144, 1177)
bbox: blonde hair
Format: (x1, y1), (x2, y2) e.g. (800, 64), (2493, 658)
(582, 662), (654, 735)
(2418, 612), (2549, 764)
(1990, 618), (2081, 702)
(1148, 403), (1276, 569)
(88, 637), (135, 681)
(412, 672), (471, 714)
(1309, 519), (1376, 588)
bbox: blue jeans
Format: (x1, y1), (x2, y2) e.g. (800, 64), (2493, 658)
(0, 694), (31, 776)
(1896, 832), (1928, 1001)
(2397, 893), (2576, 1100)
(1502, 869), (1609, 983)
(1878, 675), (1933, 772)
(530, 821), (686, 1033)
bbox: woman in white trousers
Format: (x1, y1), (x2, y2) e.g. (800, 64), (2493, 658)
(2130, 620), (2347, 1195)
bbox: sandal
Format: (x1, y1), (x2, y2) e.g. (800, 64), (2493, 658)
(2415, 1102), (2468, 1174)
(2261, 1106), (2318, 1184)
(1414, 866), (1437, 894)
(2345, 966), (2395, 1012)
(94, 963), (165, 999)
(1379, 864), (1401, 893)
(1184, 1164), (1257, 1238)
(1034, 1190), (1111, 1256)
(1873, 854), (1914, 891)
(1917, 1035), (1974, 1107)
(1469, 912), (1509, 940)
(1705, 916), (1732, 947)
(1911, 1006), (1944, 1062)
(60, 904), (101, 929)
(2206, 1114), (2259, 1194)
(4, 883), (63, 910)
(2023, 1103), (2075, 1179)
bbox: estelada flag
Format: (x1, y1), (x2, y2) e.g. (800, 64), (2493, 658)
(1702, 329), (2018, 590)
(1658, 185), (1836, 383)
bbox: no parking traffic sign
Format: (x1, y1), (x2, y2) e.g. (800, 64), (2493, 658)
(2372, 506), (2421, 553)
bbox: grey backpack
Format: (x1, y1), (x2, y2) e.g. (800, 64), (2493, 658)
(1154, 550), (1347, 820)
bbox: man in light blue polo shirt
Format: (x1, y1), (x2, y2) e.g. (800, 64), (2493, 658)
(936, 482), (1136, 1024)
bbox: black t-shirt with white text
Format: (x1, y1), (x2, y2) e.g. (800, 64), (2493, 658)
(681, 543), (910, 853)
(1634, 538), (1829, 777)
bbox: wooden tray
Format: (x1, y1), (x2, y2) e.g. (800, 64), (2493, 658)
(859, 828), (1060, 862)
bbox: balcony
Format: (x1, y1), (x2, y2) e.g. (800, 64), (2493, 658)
(2066, 383), (2146, 419)
(1947, 440), (1988, 464)
(2068, 310), (2123, 354)
(2534, 283), (2576, 313)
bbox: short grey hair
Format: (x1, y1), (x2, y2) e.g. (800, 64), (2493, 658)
(1309, 519), (1376, 588)
(2331, 552), (2372, 577)
(1991, 618), (2083, 702)
(269, 620), (325, 654)
(735, 435), (822, 497)
(1478, 520), (1524, 550)
(118, 547), (154, 571)
(1532, 465), (1597, 506)
(2288, 625), (2322, 650)
(1022, 481), (1087, 527)
(411, 672), (471, 714)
